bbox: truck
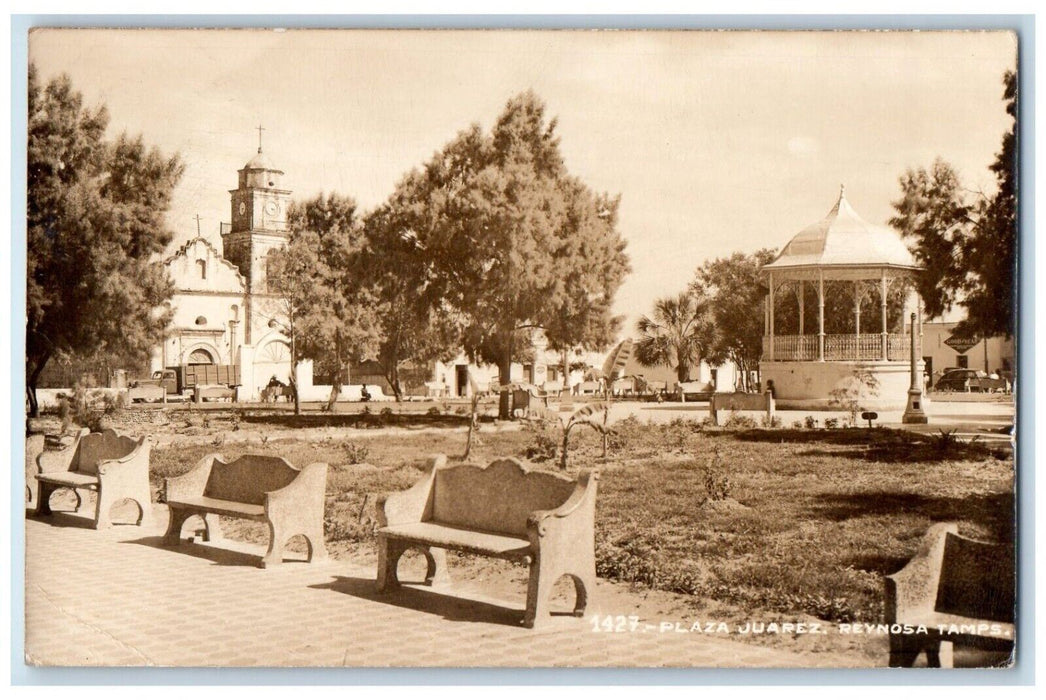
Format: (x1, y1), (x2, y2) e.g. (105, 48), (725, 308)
(127, 364), (240, 402)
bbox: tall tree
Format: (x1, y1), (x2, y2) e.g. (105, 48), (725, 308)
(691, 249), (776, 392)
(27, 65), (183, 416)
(267, 193), (383, 414)
(380, 91), (630, 418)
(543, 184), (630, 391)
(363, 201), (461, 402)
(634, 291), (715, 383)
(890, 70), (1017, 339)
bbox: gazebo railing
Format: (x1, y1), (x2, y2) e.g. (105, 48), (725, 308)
(763, 334), (915, 361)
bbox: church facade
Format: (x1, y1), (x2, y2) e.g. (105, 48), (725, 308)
(151, 146), (312, 399)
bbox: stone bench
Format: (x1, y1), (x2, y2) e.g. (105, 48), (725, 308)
(34, 428), (153, 529)
(376, 455), (598, 628)
(709, 391), (775, 425)
(885, 522), (1015, 667)
(163, 454), (328, 568)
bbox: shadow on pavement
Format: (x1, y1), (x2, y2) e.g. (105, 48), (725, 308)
(121, 535), (310, 568)
(311, 575), (578, 628)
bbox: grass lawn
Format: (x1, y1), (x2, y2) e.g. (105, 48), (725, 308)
(147, 413), (1014, 629)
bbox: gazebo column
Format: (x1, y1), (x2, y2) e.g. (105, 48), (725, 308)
(798, 281), (805, 335)
(768, 272), (775, 361)
(853, 281), (861, 360)
(817, 270), (825, 361)
(880, 271), (889, 361)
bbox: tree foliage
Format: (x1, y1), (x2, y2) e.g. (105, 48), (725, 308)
(26, 65), (184, 415)
(363, 200), (462, 402)
(376, 91), (630, 417)
(634, 291), (715, 383)
(889, 70), (1017, 339)
(267, 192), (383, 413)
(690, 250), (776, 391)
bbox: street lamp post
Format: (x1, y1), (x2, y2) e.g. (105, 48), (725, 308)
(902, 312), (928, 424)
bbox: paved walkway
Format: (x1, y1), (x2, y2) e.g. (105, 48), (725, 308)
(24, 506), (866, 668)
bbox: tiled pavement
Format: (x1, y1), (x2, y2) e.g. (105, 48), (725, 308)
(24, 505), (867, 668)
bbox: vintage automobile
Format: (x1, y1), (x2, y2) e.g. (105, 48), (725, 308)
(934, 368), (1009, 393)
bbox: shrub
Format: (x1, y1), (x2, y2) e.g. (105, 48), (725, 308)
(723, 412), (757, 430)
(828, 369), (881, 425)
(824, 418), (840, 430)
(426, 406), (441, 416)
(759, 414), (782, 428)
(343, 441), (370, 465)
(701, 447), (731, 502)
(380, 406), (394, 417)
(791, 420), (803, 430)
(524, 431), (559, 462)
(804, 415), (818, 430)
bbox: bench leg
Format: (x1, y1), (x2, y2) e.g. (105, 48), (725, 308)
(260, 522), (287, 568)
(33, 481), (56, 517)
(304, 526), (329, 565)
(93, 490), (115, 530)
(163, 507), (193, 545)
(422, 546), (450, 587)
(524, 560), (557, 629)
(926, 640), (954, 668)
(376, 537), (408, 592)
(202, 514), (223, 542)
(888, 633), (926, 668)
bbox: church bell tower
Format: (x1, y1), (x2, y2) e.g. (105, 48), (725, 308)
(221, 127), (292, 293)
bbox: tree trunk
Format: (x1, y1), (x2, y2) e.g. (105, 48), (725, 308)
(562, 348), (570, 393)
(390, 363), (402, 402)
(291, 332), (301, 416)
(498, 354), (512, 420)
(559, 424), (572, 471)
(326, 364), (342, 413)
(498, 332), (514, 420)
(677, 363), (689, 383)
(26, 351), (52, 419)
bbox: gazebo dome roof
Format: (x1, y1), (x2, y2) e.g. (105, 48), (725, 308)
(763, 187), (919, 275)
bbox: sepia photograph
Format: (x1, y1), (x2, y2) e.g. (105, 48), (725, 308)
(20, 26), (1019, 671)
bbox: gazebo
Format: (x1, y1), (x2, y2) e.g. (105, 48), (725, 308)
(760, 186), (925, 410)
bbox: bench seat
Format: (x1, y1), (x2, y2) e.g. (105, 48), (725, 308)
(165, 496), (265, 520)
(163, 454), (328, 568)
(376, 455), (598, 628)
(34, 428), (152, 529)
(886, 522), (1015, 667)
(381, 521), (532, 560)
(37, 471), (101, 488)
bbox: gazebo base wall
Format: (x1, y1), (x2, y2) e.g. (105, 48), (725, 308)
(762, 360), (927, 411)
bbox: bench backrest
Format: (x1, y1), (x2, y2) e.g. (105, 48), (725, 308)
(935, 532), (1015, 623)
(431, 458), (578, 536)
(74, 429), (142, 475)
(711, 392), (772, 412)
(203, 455), (302, 505)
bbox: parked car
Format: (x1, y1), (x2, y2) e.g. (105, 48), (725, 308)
(934, 368), (1009, 393)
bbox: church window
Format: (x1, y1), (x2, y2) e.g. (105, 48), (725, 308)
(196, 259), (207, 279)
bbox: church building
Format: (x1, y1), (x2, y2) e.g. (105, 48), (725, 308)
(151, 142), (313, 399)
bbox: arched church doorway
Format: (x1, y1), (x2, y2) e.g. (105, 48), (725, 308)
(187, 348), (215, 366)
(253, 340), (292, 395)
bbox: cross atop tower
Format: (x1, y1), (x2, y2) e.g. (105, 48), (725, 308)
(193, 214), (202, 237)
(256, 124), (265, 154)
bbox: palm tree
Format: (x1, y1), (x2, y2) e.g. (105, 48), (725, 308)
(634, 291), (714, 382)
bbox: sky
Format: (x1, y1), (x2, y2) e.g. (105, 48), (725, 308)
(28, 29), (1016, 331)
